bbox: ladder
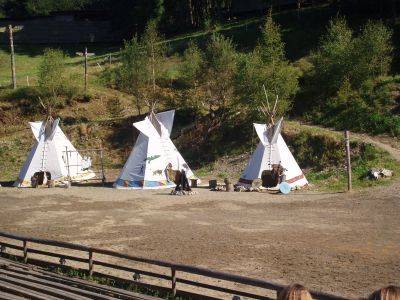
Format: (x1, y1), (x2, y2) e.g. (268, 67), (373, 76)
(40, 142), (48, 171)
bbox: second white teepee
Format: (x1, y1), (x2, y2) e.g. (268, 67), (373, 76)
(14, 118), (95, 187)
(114, 110), (197, 189)
(237, 117), (308, 188)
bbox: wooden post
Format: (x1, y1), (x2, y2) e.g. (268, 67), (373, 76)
(23, 240), (28, 263)
(100, 148), (105, 185)
(84, 47), (88, 93)
(8, 25), (17, 89)
(26, 76), (30, 87)
(108, 53), (112, 67)
(344, 130), (352, 192)
(88, 249), (93, 277)
(65, 146), (71, 184)
(171, 267), (176, 297)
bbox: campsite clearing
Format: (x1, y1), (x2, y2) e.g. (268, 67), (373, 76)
(0, 182), (399, 298)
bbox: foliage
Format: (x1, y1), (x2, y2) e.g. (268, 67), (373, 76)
(179, 33), (238, 117)
(112, 35), (147, 115)
(37, 48), (79, 111)
(201, 33), (237, 113)
(105, 20), (166, 114)
(235, 12), (300, 119)
(299, 17), (398, 136)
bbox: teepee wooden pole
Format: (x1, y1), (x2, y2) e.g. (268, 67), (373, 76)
(344, 130), (352, 192)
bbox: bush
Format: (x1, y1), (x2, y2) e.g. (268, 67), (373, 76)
(37, 48), (80, 109)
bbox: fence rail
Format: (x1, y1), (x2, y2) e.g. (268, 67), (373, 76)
(0, 231), (345, 300)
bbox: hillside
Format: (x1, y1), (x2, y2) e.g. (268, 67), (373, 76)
(0, 4), (399, 191)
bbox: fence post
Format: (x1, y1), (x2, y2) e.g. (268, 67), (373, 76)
(171, 267), (176, 297)
(8, 25), (17, 89)
(23, 240), (28, 263)
(88, 249), (93, 277)
(344, 130), (352, 192)
(65, 146), (71, 186)
(84, 47), (88, 93)
(100, 147), (105, 185)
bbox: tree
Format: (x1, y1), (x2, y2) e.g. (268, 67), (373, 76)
(112, 20), (166, 114)
(236, 12), (300, 119)
(201, 33), (238, 115)
(142, 19), (166, 110)
(353, 21), (393, 85)
(179, 41), (203, 109)
(117, 36), (148, 115)
(310, 17), (393, 102)
(179, 33), (238, 118)
(310, 17), (354, 100)
(37, 48), (79, 110)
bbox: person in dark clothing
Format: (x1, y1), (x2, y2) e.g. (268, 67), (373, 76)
(175, 169), (191, 192)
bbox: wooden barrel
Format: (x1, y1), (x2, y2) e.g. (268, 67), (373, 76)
(47, 180), (55, 188)
(209, 179), (217, 189)
(190, 178), (198, 188)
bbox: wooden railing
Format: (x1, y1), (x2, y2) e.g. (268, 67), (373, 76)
(0, 231), (345, 300)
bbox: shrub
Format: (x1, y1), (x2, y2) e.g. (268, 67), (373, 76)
(37, 48), (80, 110)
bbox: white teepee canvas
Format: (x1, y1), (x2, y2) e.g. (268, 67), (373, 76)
(237, 117), (308, 188)
(114, 110), (197, 189)
(14, 118), (95, 187)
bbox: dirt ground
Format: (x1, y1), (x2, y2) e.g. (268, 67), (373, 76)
(0, 179), (399, 299)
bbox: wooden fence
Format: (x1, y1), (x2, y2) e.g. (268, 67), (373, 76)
(0, 231), (345, 300)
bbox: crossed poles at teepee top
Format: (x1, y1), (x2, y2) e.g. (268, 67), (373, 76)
(260, 85), (279, 125)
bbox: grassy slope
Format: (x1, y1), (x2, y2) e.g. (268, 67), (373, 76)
(0, 5), (399, 190)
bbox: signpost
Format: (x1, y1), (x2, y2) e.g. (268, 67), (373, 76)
(76, 47), (95, 93)
(8, 25), (17, 89)
(344, 130), (352, 192)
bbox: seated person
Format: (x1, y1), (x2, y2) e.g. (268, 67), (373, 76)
(278, 284), (313, 300)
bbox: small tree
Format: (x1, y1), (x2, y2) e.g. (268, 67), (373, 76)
(311, 17), (354, 100)
(201, 33), (238, 115)
(37, 48), (79, 110)
(236, 12), (299, 119)
(113, 20), (166, 114)
(180, 41), (202, 87)
(142, 19), (166, 110)
(179, 41), (203, 110)
(353, 21), (393, 86)
(118, 36), (148, 115)
(38, 48), (66, 97)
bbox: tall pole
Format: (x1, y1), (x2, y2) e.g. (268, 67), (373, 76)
(84, 47), (88, 93)
(344, 130), (352, 192)
(8, 25), (17, 89)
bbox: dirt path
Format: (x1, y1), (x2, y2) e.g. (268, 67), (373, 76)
(300, 123), (400, 161)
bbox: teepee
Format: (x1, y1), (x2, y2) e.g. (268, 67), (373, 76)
(14, 117), (95, 187)
(237, 87), (308, 189)
(114, 110), (197, 189)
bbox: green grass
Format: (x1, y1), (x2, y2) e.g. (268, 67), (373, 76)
(306, 144), (400, 192)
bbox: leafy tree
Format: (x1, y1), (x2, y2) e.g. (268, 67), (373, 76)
(111, 20), (166, 114)
(236, 12), (300, 119)
(178, 41), (203, 109)
(38, 49), (66, 96)
(117, 36), (148, 115)
(201, 33), (238, 115)
(37, 48), (78, 109)
(310, 18), (393, 103)
(311, 17), (354, 100)
(352, 21), (393, 85)
(179, 33), (237, 117)
(142, 19), (166, 109)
